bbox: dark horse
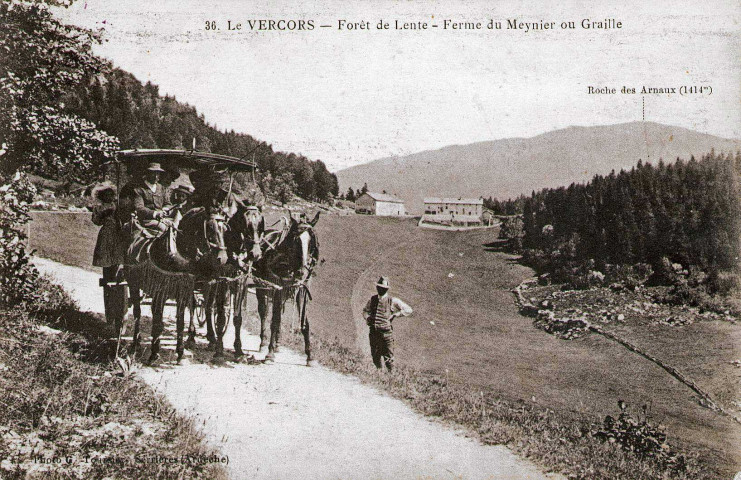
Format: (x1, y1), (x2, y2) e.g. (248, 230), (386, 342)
(124, 207), (229, 364)
(255, 211), (320, 366)
(206, 210), (320, 366)
(198, 199), (265, 360)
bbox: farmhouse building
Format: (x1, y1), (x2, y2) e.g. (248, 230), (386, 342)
(355, 192), (406, 216)
(423, 197), (484, 225)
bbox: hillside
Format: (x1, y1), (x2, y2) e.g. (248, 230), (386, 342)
(336, 122), (741, 213)
(60, 68), (338, 201)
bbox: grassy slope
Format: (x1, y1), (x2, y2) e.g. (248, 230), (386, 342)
(0, 299), (227, 479)
(29, 211), (98, 272)
(308, 215), (740, 474)
(30, 211), (740, 476)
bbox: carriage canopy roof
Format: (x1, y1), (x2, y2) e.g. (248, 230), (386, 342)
(118, 149), (257, 171)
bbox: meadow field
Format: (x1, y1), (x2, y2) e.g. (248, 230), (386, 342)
(29, 211), (741, 475)
(306, 215), (740, 471)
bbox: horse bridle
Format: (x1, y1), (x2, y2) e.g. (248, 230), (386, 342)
(198, 212), (228, 258)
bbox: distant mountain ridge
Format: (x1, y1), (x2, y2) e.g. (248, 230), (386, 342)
(336, 122), (741, 213)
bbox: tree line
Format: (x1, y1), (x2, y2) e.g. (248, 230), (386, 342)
(519, 151), (741, 274)
(483, 195), (526, 216)
(63, 69), (339, 202)
(338, 183), (368, 202)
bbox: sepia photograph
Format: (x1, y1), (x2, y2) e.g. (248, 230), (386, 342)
(0, 0), (739, 478)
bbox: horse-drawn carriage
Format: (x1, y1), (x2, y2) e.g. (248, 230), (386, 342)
(97, 148), (320, 366)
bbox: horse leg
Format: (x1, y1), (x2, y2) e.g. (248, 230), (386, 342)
(257, 289), (270, 353)
(273, 291), (282, 353)
(129, 285), (142, 355)
(213, 285), (227, 360)
(205, 285), (217, 346)
(301, 295), (315, 367)
(233, 291), (245, 358)
(184, 302), (197, 349)
(265, 290), (282, 363)
(148, 294), (165, 364)
(176, 303), (185, 365)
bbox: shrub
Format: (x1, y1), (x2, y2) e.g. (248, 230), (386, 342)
(604, 263), (654, 290)
(560, 268), (605, 290)
(521, 248), (552, 272)
(498, 215), (524, 252)
(0, 172), (40, 305)
(586, 269), (605, 286)
(594, 400), (687, 473)
(708, 270), (741, 296)
(26, 275), (78, 315)
(686, 266), (708, 288)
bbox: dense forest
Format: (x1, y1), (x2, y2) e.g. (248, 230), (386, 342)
(518, 151), (741, 276)
(484, 195), (526, 216)
(61, 69), (339, 202)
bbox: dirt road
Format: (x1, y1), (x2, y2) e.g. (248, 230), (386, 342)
(35, 257), (559, 480)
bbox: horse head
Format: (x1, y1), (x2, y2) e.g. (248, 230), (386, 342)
(177, 208), (229, 273)
(205, 212), (229, 266)
(226, 202), (265, 272)
(287, 211), (320, 282)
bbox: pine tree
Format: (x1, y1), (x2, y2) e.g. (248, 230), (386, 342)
(516, 151), (741, 277)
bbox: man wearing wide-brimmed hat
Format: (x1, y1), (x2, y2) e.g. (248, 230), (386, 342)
(188, 167), (230, 212)
(363, 276), (413, 371)
(132, 161), (173, 232)
(168, 183), (194, 210)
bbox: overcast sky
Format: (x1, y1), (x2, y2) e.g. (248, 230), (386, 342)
(56, 0), (740, 171)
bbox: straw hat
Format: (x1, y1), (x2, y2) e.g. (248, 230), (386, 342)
(376, 276), (390, 289)
(145, 162), (165, 173)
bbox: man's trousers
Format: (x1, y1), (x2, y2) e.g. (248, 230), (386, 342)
(369, 328), (395, 371)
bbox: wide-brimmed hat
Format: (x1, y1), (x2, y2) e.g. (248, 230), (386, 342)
(188, 167), (228, 191)
(90, 181), (117, 201)
(145, 162), (165, 173)
(376, 276), (390, 289)
(171, 184), (194, 196)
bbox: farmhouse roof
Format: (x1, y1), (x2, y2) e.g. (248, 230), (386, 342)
(363, 192), (405, 203)
(424, 197), (484, 205)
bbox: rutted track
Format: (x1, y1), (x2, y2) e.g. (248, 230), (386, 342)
(34, 257), (558, 480)
(349, 238), (410, 354)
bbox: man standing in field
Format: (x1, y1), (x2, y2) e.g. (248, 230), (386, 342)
(363, 276), (413, 371)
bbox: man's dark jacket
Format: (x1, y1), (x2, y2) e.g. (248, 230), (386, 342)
(132, 182), (171, 221)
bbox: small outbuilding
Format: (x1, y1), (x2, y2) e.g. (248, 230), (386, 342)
(355, 192), (406, 216)
(482, 209), (497, 226)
